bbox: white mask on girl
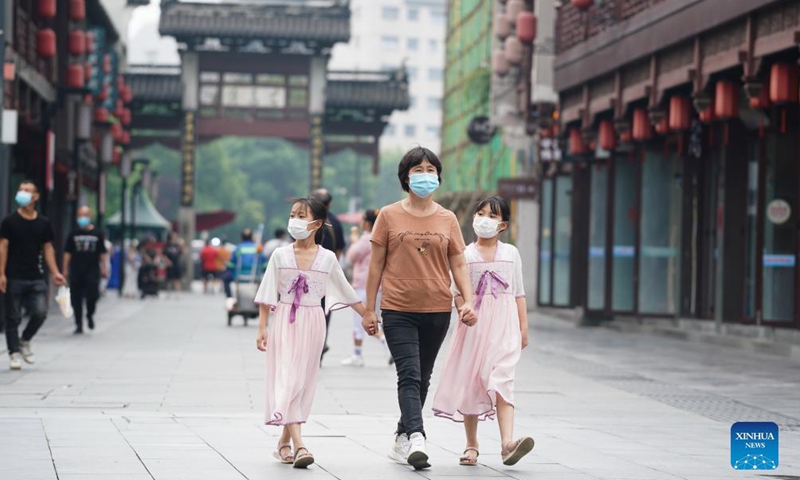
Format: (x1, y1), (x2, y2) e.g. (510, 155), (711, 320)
(473, 216), (502, 239)
(287, 218), (318, 240)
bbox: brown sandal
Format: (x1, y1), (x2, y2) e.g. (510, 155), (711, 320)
(293, 447), (315, 469)
(272, 442), (294, 464)
(459, 446), (479, 466)
(502, 437), (535, 466)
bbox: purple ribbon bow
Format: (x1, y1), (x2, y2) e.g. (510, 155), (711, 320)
(474, 270), (509, 311)
(288, 274), (309, 323)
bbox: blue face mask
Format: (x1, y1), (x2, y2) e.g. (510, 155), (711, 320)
(15, 191), (32, 207)
(409, 173), (439, 198)
(77, 217), (91, 228)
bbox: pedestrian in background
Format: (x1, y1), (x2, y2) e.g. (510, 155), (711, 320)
(63, 205), (108, 334)
(262, 228), (290, 262)
(200, 239), (219, 294)
(341, 208), (392, 367)
(0, 180), (66, 370)
(99, 233), (113, 296)
(164, 232), (184, 295)
(311, 188), (345, 361)
(433, 196), (533, 467)
(224, 228), (259, 299)
(122, 240), (141, 299)
(362, 147), (477, 470)
(255, 197), (367, 469)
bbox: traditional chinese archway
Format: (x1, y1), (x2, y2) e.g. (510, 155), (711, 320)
(126, 0), (409, 282)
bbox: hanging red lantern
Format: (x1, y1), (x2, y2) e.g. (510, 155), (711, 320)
(516, 12), (537, 44)
(494, 14), (511, 40)
(37, 29), (57, 59)
(111, 122), (123, 141)
(493, 50), (510, 77)
(94, 107), (109, 123)
(85, 32), (95, 53)
(698, 97), (715, 123)
(121, 131), (131, 146)
(769, 63), (799, 104)
(122, 85), (133, 104)
(103, 54), (111, 74)
(504, 37), (524, 64)
(569, 127), (586, 155)
(114, 99), (124, 118)
(69, 0), (86, 21)
(113, 148), (121, 165)
(631, 108), (652, 141)
(97, 83), (109, 101)
(655, 116), (670, 135)
(117, 76), (125, 92)
(619, 129), (632, 144)
(38, 0), (57, 19)
(68, 30), (86, 56)
(749, 87), (771, 109)
(714, 81), (739, 119)
(83, 94), (92, 104)
(668, 96), (691, 131)
(65, 64), (84, 89)
(122, 109), (132, 127)
(572, 0), (594, 9)
(598, 120), (616, 151)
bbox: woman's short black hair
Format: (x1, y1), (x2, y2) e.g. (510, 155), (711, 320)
(475, 196), (511, 223)
(397, 146), (442, 192)
(363, 208), (380, 227)
(291, 196), (329, 244)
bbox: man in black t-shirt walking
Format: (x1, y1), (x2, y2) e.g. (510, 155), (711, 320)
(63, 205), (108, 334)
(0, 180), (66, 370)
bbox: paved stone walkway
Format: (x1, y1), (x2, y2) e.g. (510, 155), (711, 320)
(1, 291), (798, 480)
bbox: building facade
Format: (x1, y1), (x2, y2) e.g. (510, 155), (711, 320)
(329, 0), (446, 153)
(544, 0), (800, 330)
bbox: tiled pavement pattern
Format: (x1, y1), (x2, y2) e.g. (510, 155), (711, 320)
(1, 291), (799, 480)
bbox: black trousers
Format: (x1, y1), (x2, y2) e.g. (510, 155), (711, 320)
(5, 279), (48, 353)
(382, 310), (451, 437)
(71, 275), (99, 329)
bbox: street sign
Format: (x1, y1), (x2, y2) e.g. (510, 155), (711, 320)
(498, 178), (537, 200)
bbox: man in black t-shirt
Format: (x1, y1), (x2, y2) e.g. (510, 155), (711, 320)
(0, 180), (66, 370)
(63, 205), (108, 334)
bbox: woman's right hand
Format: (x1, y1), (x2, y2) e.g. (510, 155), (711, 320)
(256, 329), (268, 351)
(362, 311), (380, 336)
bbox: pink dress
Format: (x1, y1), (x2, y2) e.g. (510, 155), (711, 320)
(254, 245), (360, 425)
(433, 241), (526, 422)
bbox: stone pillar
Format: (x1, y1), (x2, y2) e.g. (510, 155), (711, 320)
(308, 56), (327, 190)
(179, 51), (199, 288)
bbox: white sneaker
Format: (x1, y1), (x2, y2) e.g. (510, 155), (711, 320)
(340, 355), (365, 367)
(20, 341), (35, 364)
(9, 353), (22, 370)
(387, 434), (410, 465)
(406, 432), (430, 470)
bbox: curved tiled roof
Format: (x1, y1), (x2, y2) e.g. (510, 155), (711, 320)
(125, 66), (183, 103)
(159, 1), (350, 46)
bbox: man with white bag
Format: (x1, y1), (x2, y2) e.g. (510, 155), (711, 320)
(0, 181), (65, 370)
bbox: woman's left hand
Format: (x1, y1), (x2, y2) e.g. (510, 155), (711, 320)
(521, 329), (530, 349)
(459, 302), (477, 327)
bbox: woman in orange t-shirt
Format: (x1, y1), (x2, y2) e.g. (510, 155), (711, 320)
(362, 147), (477, 470)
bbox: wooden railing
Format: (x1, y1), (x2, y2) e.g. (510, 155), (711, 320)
(556, 0), (671, 53)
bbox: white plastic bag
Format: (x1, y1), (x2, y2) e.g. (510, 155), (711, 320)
(56, 286), (74, 319)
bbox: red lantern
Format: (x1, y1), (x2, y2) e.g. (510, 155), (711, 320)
(769, 63), (799, 104)
(83, 94), (92, 104)
(84, 63), (92, 83)
(619, 129), (632, 144)
(494, 14), (511, 40)
(117, 76), (125, 92)
(113, 148), (121, 165)
(714, 81), (739, 119)
(66, 64), (84, 88)
(122, 109), (132, 126)
(504, 37), (524, 64)
(121, 131), (131, 146)
(632, 109), (652, 140)
(69, 0), (86, 21)
(38, 0), (57, 19)
(114, 99), (124, 118)
(698, 98), (715, 123)
(85, 32), (95, 53)
(493, 50), (510, 77)
(111, 123), (123, 141)
(122, 85), (133, 104)
(572, 0), (594, 9)
(598, 120), (616, 151)
(68, 30), (86, 56)
(37, 29), (57, 59)
(569, 127), (586, 155)
(668, 96), (691, 131)
(103, 54), (111, 74)
(516, 12), (537, 44)
(655, 116), (670, 135)
(97, 83), (109, 101)
(94, 107), (109, 123)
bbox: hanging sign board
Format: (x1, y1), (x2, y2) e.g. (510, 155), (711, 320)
(2, 110), (17, 144)
(498, 178), (537, 200)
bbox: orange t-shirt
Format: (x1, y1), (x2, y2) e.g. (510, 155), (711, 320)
(371, 201), (466, 313)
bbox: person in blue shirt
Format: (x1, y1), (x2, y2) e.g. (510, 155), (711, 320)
(223, 229), (260, 298)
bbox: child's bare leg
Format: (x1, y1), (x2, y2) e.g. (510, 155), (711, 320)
(497, 395), (515, 450)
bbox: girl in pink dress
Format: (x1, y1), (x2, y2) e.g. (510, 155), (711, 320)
(433, 196), (533, 467)
(255, 197), (367, 469)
